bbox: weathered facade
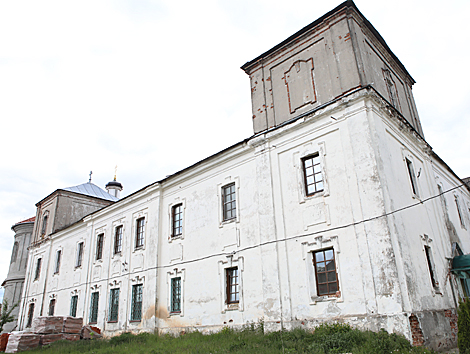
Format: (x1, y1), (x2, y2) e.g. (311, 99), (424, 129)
(12, 1), (470, 351)
(1, 218), (34, 333)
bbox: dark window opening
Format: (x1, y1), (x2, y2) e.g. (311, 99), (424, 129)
(96, 234), (104, 260)
(26, 303), (34, 328)
(171, 277), (181, 313)
(75, 242), (84, 268)
(34, 258), (42, 280)
(226, 267), (239, 304)
(108, 288), (120, 322)
(48, 299), (56, 316)
(302, 154), (323, 196)
(135, 218), (145, 248)
(172, 205), (183, 237)
(131, 284), (143, 321)
(222, 183), (237, 221)
(114, 226), (123, 254)
(313, 249), (339, 296)
(70, 295), (78, 317)
(89, 292), (99, 324)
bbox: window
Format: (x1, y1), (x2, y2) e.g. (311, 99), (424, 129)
(222, 183), (237, 221)
(455, 196), (466, 229)
(383, 68), (400, 110)
(302, 154), (323, 196)
(70, 295), (78, 317)
(89, 292), (99, 324)
(226, 267), (239, 304)
(48, 299), (56, 316)
(26, 303), (34, 328)
(108, 289), (120, 322)
(170, 277), (181, 313)
(75, 242), (84, 268)
(34, 258), (42, 280)
(54, 250), (61, 274)
(131, 284), (143, 321)
(96, 234), (104, 260)
(424, 246), (439, 289)
(114, 226), (123, 254)
(313, 249), (339, 296)
(172, 204), (183, 237)
(135, 218), (145, 248)
(406, 158), (418, 196)
(41, 214), (48, 236)
(11, 242), (19, 264)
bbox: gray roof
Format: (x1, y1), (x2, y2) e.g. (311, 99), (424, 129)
(62, 182), (119, 202)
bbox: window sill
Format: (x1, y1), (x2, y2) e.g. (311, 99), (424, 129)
(168, 235), (183, 243)
(89, 322), (97, 325)
(170, 311), (181, 316)
(107, 320), (118, 323)
(220, 218), (237, 228)
(129, 320), (142, 323)
(225, 303), (239, 311)
(310, 292), (342, 305)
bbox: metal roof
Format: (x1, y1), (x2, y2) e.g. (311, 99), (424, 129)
(62, 182), (119, 202)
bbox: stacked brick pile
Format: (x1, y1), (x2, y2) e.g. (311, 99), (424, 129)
(5, 316), (83, 353)
(4, 333), (40, 353)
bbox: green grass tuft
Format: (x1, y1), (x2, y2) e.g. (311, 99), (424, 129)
(30, 323), (436, 354)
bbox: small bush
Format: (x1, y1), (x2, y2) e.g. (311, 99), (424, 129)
(459, 297), (470, 353)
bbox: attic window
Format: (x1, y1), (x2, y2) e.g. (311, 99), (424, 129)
(41, 214), (48, 236)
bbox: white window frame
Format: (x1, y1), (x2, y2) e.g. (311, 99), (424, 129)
(168, 199), (186, 242)
(218, 177), (240, 227)
(167, 268), (185, 317)
(301, 235), (342, 305)
(454, 194), (467, 230)
(296, 141), (329, 204)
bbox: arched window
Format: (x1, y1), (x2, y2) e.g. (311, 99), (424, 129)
(11, 242), (19, 263)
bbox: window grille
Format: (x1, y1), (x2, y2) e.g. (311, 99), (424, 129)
(171, 277), (181, 313)
(89, 292), (99, 324)
(108, 289), (120, 322)
(131, 284), (143, 321)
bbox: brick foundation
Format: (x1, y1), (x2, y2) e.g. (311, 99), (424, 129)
(409, 314), (424, 346)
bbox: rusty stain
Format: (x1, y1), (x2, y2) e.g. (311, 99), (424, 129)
(252, 115), (256, 119)
(143, 304), (156, 320)
(338, 36), (342, 39)
(266, 76), (271, 81)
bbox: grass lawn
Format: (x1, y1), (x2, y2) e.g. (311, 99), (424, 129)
(31, 323), (436, 354)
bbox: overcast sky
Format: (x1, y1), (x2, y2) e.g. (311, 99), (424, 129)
(1, 0), (469, 296)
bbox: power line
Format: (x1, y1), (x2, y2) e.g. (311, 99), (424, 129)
(22, 181), (469, 299)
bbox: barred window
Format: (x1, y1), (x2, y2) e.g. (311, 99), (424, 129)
(75, 242), (84, 268)
(89, 292), (99, 324)
(222, 183), (236, 221)
(302, 154), (323, 196)
(108, 289), (120, 322)
(48, 299), (56, 316)
(54, 250), (61, 274)
(96, 234), (104, 260)
(26, 303), (34, 328)
(131, 284), (143, 321)
(114, 226), (123, 254)
(171, 277), (181, 313)
(70, 295), (78, 317)
(135, 218), (145, 248)
(172, 204), (183, 237)
(226, 267), (239, 304)
(34, 258), (42, 280)
(313, 249), (339, 296)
